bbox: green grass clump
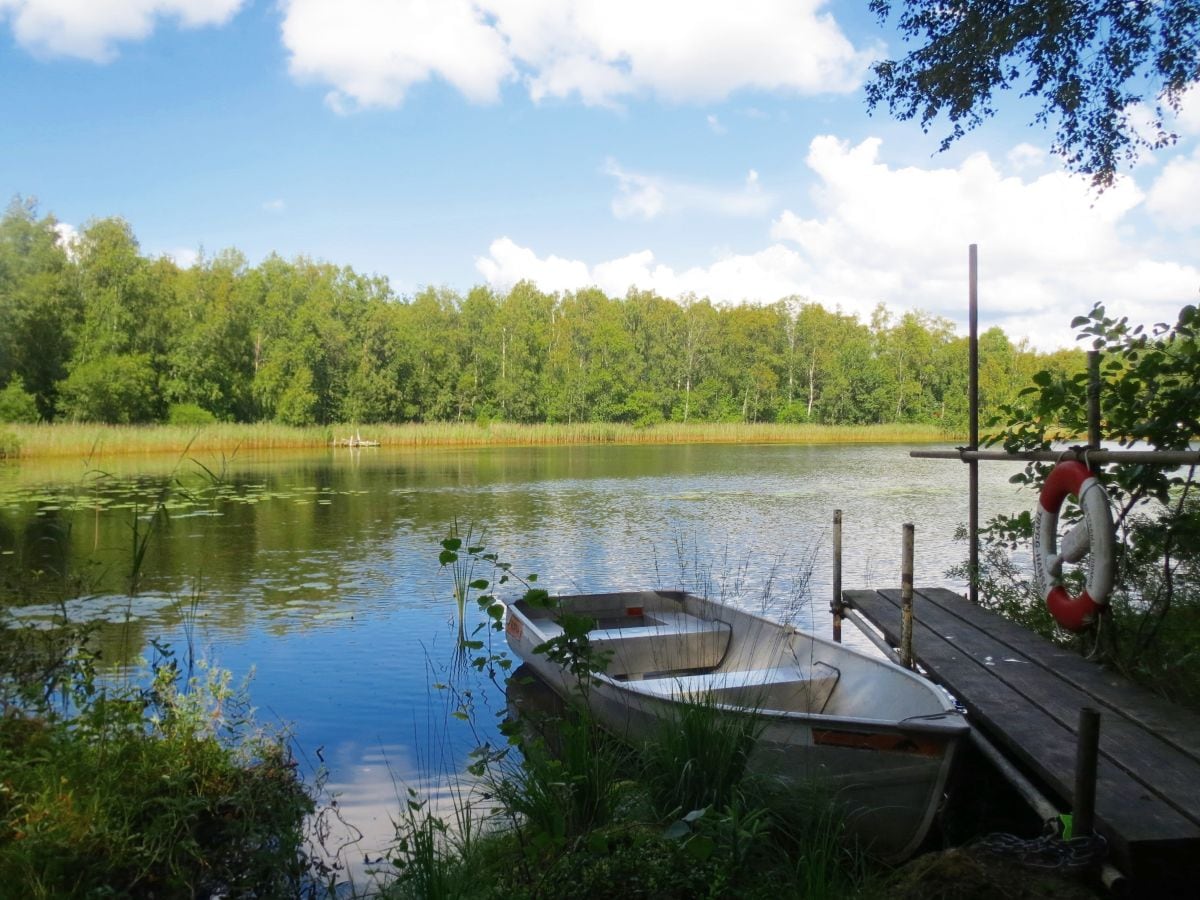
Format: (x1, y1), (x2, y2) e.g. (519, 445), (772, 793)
(378, 693), (874, 900)
(0, 644), (313, 898)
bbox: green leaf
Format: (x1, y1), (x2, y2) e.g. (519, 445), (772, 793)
(684, 834), (715, 861)
(441, 538), (462, 551)
(469, 579), (490, 590)
(439, 550), (458, 565)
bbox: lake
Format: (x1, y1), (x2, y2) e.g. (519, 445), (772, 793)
(0, 442), (1026, 876)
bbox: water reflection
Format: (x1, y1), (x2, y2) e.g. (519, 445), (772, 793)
(0, 442), (1027, 876)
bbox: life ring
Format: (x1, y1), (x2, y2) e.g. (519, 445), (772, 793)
(1032, 460), (1115, 632)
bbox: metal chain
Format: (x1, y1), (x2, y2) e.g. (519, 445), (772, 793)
(972, 822), (1108, 873)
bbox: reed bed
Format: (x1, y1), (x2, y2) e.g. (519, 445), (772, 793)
(3, 421), (958, 459)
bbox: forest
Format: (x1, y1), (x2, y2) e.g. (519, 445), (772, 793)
(0, 198), (1083, 430)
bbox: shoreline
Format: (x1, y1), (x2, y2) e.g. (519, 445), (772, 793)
(1, 421), (960, 460)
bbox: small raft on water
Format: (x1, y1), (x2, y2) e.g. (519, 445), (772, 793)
(503, 589), (967, 860)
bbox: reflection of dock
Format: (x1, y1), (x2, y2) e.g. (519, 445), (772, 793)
(843, 586), (1200, 889)
(332, 435), (380, 448)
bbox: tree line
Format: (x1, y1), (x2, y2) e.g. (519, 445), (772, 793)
(0, 198), (1083, 429)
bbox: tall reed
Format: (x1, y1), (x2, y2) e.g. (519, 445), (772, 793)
(6, 421), (956, 459)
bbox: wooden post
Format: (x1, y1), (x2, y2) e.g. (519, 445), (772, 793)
(901, 523), (915, 668)
(1074, 707), (1101, 836)
(968, 244), (980, 604)
(832, 509), (843, 643)
(1087, 350), (1102, 450)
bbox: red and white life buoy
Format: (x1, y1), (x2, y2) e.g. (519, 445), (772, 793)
(1032, 460), (1115, 632)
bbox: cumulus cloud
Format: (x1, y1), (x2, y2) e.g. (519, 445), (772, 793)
(1006, 143), (1045, 172)
(478, 136), (1200, 350)
(53, 222), (79, 257)
(605, 160), (774, 220)
(0, 0), (243, 61)
(1146, 148), (1200, 230)
(706, 114), (726, 135)
(279, 0), (874, 110)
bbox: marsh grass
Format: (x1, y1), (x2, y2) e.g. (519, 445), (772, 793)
(6, 420), (955, 459)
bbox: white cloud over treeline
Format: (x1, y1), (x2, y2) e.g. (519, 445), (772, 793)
(479, 135), (1200, 350)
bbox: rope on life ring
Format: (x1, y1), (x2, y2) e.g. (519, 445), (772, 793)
(1032, 460), (1115, 632)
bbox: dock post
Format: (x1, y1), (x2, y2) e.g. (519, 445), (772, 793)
(832, 510), (843, 643)
(1074, 707), (1101, 836)
(968, 244), (980, 604)
(900, 523), (914, 668)
(1087, 351), (1102, 450)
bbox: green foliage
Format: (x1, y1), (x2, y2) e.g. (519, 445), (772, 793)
(0, 644), (313, 898)
(867, 1), (1200, 187)
(57, 353), (160, 423)
(638, 695), (763, 817)
(0, 378), (39, 423)
(974, 302), (1200, 705)
(166, 401), (218, 425)
(1, 199), (1066, 431)
(0, 427), (18, 458)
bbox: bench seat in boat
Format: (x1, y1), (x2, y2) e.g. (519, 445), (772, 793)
(535, 609), (732, 677)
(628, 663), (840, 714)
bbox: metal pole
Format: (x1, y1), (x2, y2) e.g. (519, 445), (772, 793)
(1087, 350), (1102, 451)
(911, 448), (1200, 465)
(1074, 707), (1101, 836)
(968, 244), (980, 604)
(900, 523), (915, 668)
(832, 509), (843, 643)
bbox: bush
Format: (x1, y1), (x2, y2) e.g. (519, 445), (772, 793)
(57, 354), (160, 424)
(167, 402), (218, 425)
(0, 428), (18, 458)
(0, 645), (314, 897)
(0, 378), (39, 423)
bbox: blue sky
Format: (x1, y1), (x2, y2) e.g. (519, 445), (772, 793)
(2, 0), (1198, 349)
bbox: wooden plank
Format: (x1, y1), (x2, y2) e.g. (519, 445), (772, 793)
(873, 588), (1200, 830)
(840, 588), (1198, 868)
(910, 587), (1200, 764)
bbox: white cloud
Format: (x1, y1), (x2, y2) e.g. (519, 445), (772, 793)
(53, 221), (79, 257)
(477, 136), (1200, 350)
(706, 114), (726, 135)
(163, 247), (199, 268)
(282, 0), (512, 110)
(279, 0), (874, 110)
(261, 198), (287, 213)
(0, 0), (243, 61)
(1172, 85), (1200, 136)
(1006, 143), (1045, 172)
(605, 159), (775, 221)
(1146, 149), (1200, 230)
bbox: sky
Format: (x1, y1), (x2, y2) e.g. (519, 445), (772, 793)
(2, 0), (1198, 350)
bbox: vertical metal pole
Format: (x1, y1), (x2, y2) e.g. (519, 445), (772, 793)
(968, 244), (980, 604)
(1087, 350), (1102, 451)
(901, 523), (915, 668)
(832, 509), (843, 643)
(1074, 707), (1101, 836)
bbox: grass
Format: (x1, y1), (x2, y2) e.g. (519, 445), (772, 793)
(3, 421), (958, 459)
(375, 689), (875, 900)
(0, 643), (314, 898)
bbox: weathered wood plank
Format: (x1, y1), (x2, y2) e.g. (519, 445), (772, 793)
(840, 587), (1199, 871)
(872, 588), (1200, 829)
(912, 587), (1200, 763)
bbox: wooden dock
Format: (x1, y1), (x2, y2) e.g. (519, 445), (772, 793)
(842, 586), (1200, 886)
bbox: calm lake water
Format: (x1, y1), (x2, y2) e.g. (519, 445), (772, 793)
(0, 442), (1026, 875)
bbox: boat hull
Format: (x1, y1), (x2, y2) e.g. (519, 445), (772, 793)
(504, 590), (967, 860)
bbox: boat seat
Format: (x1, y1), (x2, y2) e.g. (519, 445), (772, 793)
(538, 610), (731, 678)
(629, 662), (840, 714)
